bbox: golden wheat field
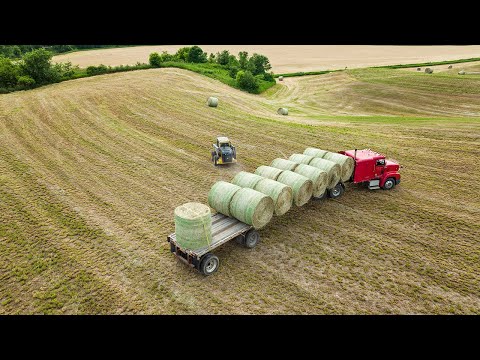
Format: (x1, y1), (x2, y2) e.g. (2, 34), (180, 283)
(53, 45), (480, 73)
(1, 64), (479, 314)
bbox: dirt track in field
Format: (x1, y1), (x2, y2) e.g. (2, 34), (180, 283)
(53, 45), (480, 73)
(1, 67), (479, 314)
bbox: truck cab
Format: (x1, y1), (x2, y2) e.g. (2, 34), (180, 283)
(340, 149), (401, 190)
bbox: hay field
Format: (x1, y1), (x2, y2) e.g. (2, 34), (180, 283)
(0, 67), (479, 314)
(53, 45), (480, 73)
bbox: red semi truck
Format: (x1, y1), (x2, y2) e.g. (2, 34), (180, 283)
(327, 149), (401, 199)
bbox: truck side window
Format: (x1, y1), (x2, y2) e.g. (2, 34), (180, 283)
(376, 159), (385, 166)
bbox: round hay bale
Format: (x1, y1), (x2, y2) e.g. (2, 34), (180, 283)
(294, 164), (328, 198)
(458, 70), (466, 75)
(230, 188), (274, 229)
(277, 108), (288, 115)
(289, 153), (315, 165)
(207, 181), (241, 217)
(270, 158), (299, 171)
(322, 152), (355, 182)
(254, 166), (284, 180)
(232, 171), (264, 189)
(309, 157), (342, 189)
(279, 76), (284, 81)
(276, 171), (313, 207)
(207, 97), (218, 107)
(448, 65), (453, 69)
(425, 68), (433, 74)
(254, 178), (293, 216)
(417, 67), (421, 71)
(174, 202), (212, 250)
(303, 147), (329, 158)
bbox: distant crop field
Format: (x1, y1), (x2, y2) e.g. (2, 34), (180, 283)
(53, 45), (480, 73)
(1, 66), (479, 314)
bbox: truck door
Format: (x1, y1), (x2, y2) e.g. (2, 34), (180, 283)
(375, 159), (385, 178)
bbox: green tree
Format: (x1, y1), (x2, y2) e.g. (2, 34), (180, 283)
(238, 51), (249, 69)
(17, 75), (35, 88)
(216, 50), (230, 65)
(248, 53), (272, 75)
(236, 70), (258, 92)
(0, 56), (19, 88)
(19, 48), (56, 85)
(208, 53), (216, 63)
(187, 46), (207, 63)
(175, 47), (191, 62)
(149, 52), (162, 67)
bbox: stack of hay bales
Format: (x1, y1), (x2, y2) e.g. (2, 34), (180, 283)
(208, 181), (274, 229)
(174, 202), (212, 250)
(303, 148), (354, 183)
(207, 97), (218, 107)
(289, 154), (314, 165)
(288, 152), (340, 190)
(255, 165), (284, 180)
(232, 171), (293, 216)
(270, 158), (298, 171)
(277, 108), (288, 115)
(425, 68), (434, 74)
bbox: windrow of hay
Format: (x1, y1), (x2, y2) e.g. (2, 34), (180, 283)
(255, 166), (284, 180)
(289, 153), (314, 165)
(229, 188), (274, 229)
(232, 171), (264, 189)
(276, 171), (313, 206)
(174, 202), (212, 250)
(304, 147), (328, 158)
(294, 164), (328, 198)
(207, 181), (241, 217)
(254, 178), (293, 216)
(309, 157), (341, 189)
(270, 158), (299, 171)
(207, 97), (218, 107)
(322, 152), (355, 182)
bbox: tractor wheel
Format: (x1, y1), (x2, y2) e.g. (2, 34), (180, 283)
(214, 155), (219, 166)
(244, 230), (260, 249)
(382, 178), (396, 190)
(200, 254), (220, 276)
(328, 183), (344, 199)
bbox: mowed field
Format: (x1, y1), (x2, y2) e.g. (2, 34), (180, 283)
(53, 45), (480, 73)
(0, 66), (479, 314)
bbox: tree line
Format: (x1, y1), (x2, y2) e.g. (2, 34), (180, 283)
(0, 45), (126, 59)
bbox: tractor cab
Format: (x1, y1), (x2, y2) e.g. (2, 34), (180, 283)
(212, 136), (237, 166)
(341, 149), (401, 190)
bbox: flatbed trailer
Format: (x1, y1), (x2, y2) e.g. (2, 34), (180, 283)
(167, 213), (260, 275)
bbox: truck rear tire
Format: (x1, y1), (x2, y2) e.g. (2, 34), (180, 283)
(383, 178), (396, 190)
(244, 230), (260, 249)
(328, 183), (344, 199)
(200, 253), (220, 276)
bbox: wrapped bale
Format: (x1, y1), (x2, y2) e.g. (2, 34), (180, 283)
(207, 181), (241, 217)
(294, 164), (328, 198)
(322, 152), (355, 182)
(230, 188), (274, 229)
(303, 147), (329, 158)
(207, 97), (218, 107)
(174, 202), (212, 250)
(425, 68), (433, 74)
(232, 171), (264, 189)
(277, 108), (288, 115)
(254, 178), (293, 216)
(270, 158), (299, 171)
(255, 166), (284, 181)
(279, 76), (284, 81)
(309, 157), (341, 189)
(289, 153), (314, 165)
(458, 70), (466, 75)
(276, 170), (313, 207)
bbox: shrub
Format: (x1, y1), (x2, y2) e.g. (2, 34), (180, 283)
(248, 53), (272, 75)
(263, 72), (274, 81)
(216, 50), (230, 65)
(229, 66), (239, 78)
(236, 70), (258, 92)
(53, 61), (77, 80)
(187, 46), (207, 63)
(208, 53), (216, 63)
(86, 64), (109, 76)
(238, 51), (249, 69)
(17, 75), (35, 88)
(149, 52), (162, 67)
(0, 56), (19, 88)
(175, 47), (191, 62)
(19, 48), (57, 85)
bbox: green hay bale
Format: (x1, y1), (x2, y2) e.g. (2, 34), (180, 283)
(425, 68), (433, 74)
(277, 108), (288, 115)
(207, 97), (218, 107)
(230, 188), (274, 229)
(288, 153), (314, 165)
(232, 171), (264, 189)
(255, 166), (284, 180)
(322, 152), (355, 182)
(276, 170), (313, 207)
(174, 202), (212, 250)
(270, 158), (299, 171)
(254, 178), (293, 216)
(294, 164), (328, 198)
(207, 181), (241, 217)
(303, 147), (329, 158)
(309, 157), (342, 189)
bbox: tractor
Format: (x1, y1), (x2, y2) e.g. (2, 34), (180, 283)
(211, 136), (236, 166)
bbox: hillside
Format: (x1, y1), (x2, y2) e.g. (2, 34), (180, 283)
(0, 67), (479, 314)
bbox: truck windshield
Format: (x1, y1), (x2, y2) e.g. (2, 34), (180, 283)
(376, 159), (385, 166)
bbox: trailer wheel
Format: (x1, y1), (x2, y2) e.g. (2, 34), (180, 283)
(383, 178), (396, 190)
(328, 183), (344, 199)
(244, 230), (260, 249)
(200, 254), (220, 276)
(313, 191), (327, 201)
(235, 235), (245, 245)
(170, 242), (176, 253)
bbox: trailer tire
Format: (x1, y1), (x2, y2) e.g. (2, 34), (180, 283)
(244, 230), (260, 249)
(200, 254), (220, 276)
(328, 183), (344, 199)
(170, 242), (176, 253)
(313, 191), (327, 201)
(383, 178), (396, 190)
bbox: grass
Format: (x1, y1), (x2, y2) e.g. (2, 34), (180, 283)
(0, 66), (479, 314)
(373, 57), (480, 69)
(275, 70), (340, 78)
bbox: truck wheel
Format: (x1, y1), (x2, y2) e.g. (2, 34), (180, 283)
(328, 183), (344, 199)
(383, 178), (396, 190)
(244, 230), (260, 249)
(200, 254), (220, 276)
